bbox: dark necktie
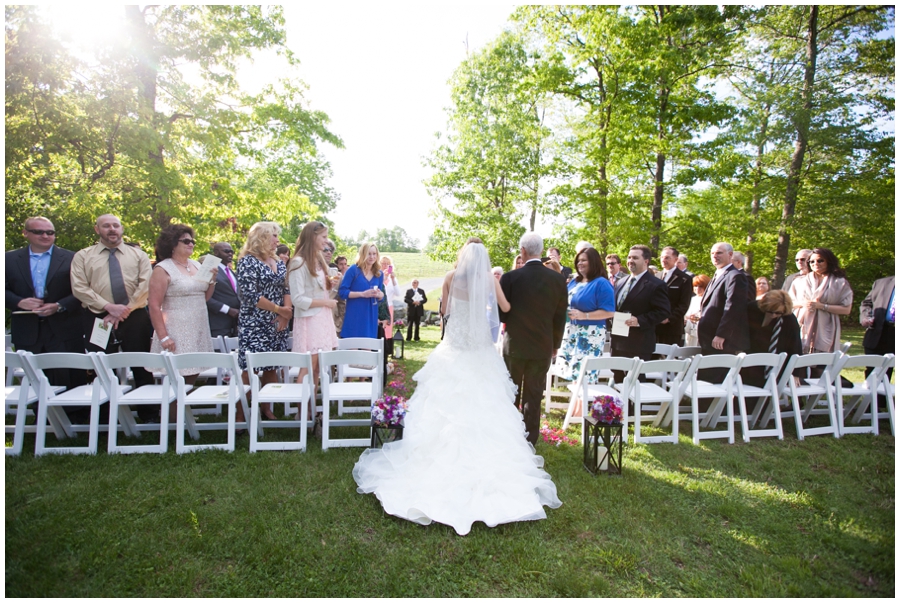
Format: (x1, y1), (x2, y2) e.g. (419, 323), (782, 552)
(617, 277), (634, 311)
(106, 247), (129, 305)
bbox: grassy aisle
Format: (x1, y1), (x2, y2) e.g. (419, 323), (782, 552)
(5, 325), (894, 597)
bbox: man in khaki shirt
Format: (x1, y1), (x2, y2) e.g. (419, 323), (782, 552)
(71, 214), (155, 403)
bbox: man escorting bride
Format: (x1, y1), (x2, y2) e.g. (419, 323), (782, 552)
(353, 236), (563, 536)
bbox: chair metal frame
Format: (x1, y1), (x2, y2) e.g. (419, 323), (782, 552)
(319, 349), (381, 450)
(247, 351), (313, 452)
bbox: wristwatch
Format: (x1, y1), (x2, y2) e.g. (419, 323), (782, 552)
(56, 303), (65, 312)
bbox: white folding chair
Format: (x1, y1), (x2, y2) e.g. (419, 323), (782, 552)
(644, 344), (678, 386)
(876, 355), (895, 435)
(21, 352), (126, 456)
(247, 351), (313, 452)
(734, 352), (787, 441)
(5, 351), (58, 456)
(630, 358), (692, 444)
(191, 336), (228, 415)
(563, 356), (639, 432)
(5, 335), (25, 387)
(840, 341), (852, 354)
(545, 363), (574, 414)
(679, 354), (742, 445)
(319, 349), (381, 450)
(781, 352), (841, 440)
(165, 352), (250, 454)
(95, 352), (175, 454)
(835, 355), (892, 436)
(673, 346), (702, 360)
(335, 338), (383, 416)
(223, 336), (239, 353)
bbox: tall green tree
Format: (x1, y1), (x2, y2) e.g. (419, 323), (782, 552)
(5, 5), (342, 253)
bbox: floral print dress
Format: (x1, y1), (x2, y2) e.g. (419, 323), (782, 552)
(236, 254), (289, 371)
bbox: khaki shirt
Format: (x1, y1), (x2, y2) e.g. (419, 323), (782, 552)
(71, 242), (151, 313)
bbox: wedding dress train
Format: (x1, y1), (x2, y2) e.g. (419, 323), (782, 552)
(352, 244), (562, 536)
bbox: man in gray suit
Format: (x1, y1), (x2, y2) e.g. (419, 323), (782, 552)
(206, 242), (241, 337)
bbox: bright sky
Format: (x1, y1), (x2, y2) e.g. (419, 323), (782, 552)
(44, 4), (518, 247)
(282, 4), (518, 247)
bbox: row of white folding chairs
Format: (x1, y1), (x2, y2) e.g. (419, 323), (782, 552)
(7, 346), (382, 456)
(565, 350), (895, 446)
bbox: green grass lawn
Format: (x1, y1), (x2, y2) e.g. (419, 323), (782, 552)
(381, 251), (453, 282)
(5, 324), (894, 597)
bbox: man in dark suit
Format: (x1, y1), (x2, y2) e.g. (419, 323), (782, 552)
(860, 275), (895, 380)
(206, 242), (241, 337)
(698, 242), (750, 356)
(656, 246), (693, 346)
(610, 245), (671, 375)
(499, 232), (568, 445)
(5, 216), (85, 389)
(404, 279), (427, 341)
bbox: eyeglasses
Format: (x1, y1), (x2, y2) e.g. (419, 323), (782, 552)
(324, 247), (334, 253)
(179, 239), (196, 246)
(606, 262), (617, 266)
(26, 229), (55, 236)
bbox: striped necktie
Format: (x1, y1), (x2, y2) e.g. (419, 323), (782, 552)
(766, 316), (783, 382)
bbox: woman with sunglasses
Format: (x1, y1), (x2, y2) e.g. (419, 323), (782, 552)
(791, 247), (853, 354)
(148, 225), (217, 416)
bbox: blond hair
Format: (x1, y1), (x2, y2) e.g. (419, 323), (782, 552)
(355, 242), (382, 277)
(239, 221), (281, 262)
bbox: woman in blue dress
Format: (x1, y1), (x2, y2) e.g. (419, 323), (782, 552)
(236, 221), (291, 422)
(339, 242), (385, 338)
(553, 247), (615, 384)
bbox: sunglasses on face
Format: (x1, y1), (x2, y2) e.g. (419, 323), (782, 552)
(808, 259), (825, 265)
(26, 229), (55, 236)
(606, 262), (617, 266)
(179, 238), (196, 246)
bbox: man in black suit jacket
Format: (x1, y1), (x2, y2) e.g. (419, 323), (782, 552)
(655, 246), (693, 346)
(499, 233), (568, 445)
(610, 245), (671, 370)
(206, 242), (241, 337)
(5, 216), (85, 388)
(404, 279), (427, 341)
(860, 275), (895, 380)
(698, 242), (750, 355)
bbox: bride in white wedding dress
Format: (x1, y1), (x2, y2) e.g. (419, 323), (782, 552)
(353, 241), (562, 536)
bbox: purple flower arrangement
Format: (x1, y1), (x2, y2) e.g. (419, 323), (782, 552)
(590, 395), (623, 425)
(372, 395), (409, 427)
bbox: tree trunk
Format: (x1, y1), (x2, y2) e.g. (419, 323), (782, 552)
(746, 105), (771, 277)
(774, 6), (818, 288)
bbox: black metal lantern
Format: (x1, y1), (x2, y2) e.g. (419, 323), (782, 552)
(583, 416), (623, 476)
(371, 423), (403, 448)
(391, 330), (404, 359)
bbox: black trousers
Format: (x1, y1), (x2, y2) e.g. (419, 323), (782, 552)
(406, 315), (421, 340)
(504, 355), (551, 445)
(83, 308), (155, 420)
(865, 323), (894, 382)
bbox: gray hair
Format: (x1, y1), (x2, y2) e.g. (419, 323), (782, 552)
(714, 242), (734, 253)
(519, 232), (543, 257)
(678, 253), (688, 263)
(574, 240), (593, 254)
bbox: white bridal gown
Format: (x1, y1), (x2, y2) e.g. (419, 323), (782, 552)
(353, 285), (563, 535)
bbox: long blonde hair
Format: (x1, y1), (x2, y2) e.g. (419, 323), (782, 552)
(355, 242), (382, 277)
(238, 221), (281, 262)
(288, 221), (331, 290)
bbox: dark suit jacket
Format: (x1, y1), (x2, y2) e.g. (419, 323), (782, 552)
(698, 265), (750, 353)
(610, 272), (671, 360)
(656, 267), (693, 345)
(744, 301), (803, 387)
(860, 275), (895, 350)
(5, 245), (83, 348)
(560, 265), (573, 280)
(499, 261), (568, 359)
(206, 264), (241, 337)
(404, 288), (427, 321)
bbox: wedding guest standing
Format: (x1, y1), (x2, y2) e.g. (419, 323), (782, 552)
(553, 247), (615, 384)
(792, 247), (853, 354)
(236, 221), (291, 422)
(206, 242), (241, 337)
(339, 242), (384, 338)
(288, 221), (339, 418)
(684, 274), (710, 347)
(404, 279), (428, 341)
(148, 225), (216, 419)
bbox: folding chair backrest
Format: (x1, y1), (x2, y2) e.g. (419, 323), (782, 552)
(839, 354), (890, 382)
(167, 351), (240, 375)
(223, 337), (239, 353)
(738, 352), (786, 371)
(674, 346), (702, 359)
(337, 337), (384, 354)
(840, 341), (852, 354)
(211, 336), (226, 354)
(320, 349), (381, 380)
(95, 351), (171, 392)
(695, 354), (742, 371)
(654, 344), (676, 359)
(246, 351), (312, 375)
(5, 334), (13, 351)
(790, 351), (841, 384)
(640, 358), (691, 394)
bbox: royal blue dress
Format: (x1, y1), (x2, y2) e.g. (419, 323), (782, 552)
(339, 264), (384, 338)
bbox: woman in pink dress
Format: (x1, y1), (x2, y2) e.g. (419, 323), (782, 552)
(288, 221), (340, 420)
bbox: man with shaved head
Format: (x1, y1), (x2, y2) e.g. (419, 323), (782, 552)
(71, 214), (155, 417)
(5, 216), (85, 392)
(206, 242), (241, 337)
